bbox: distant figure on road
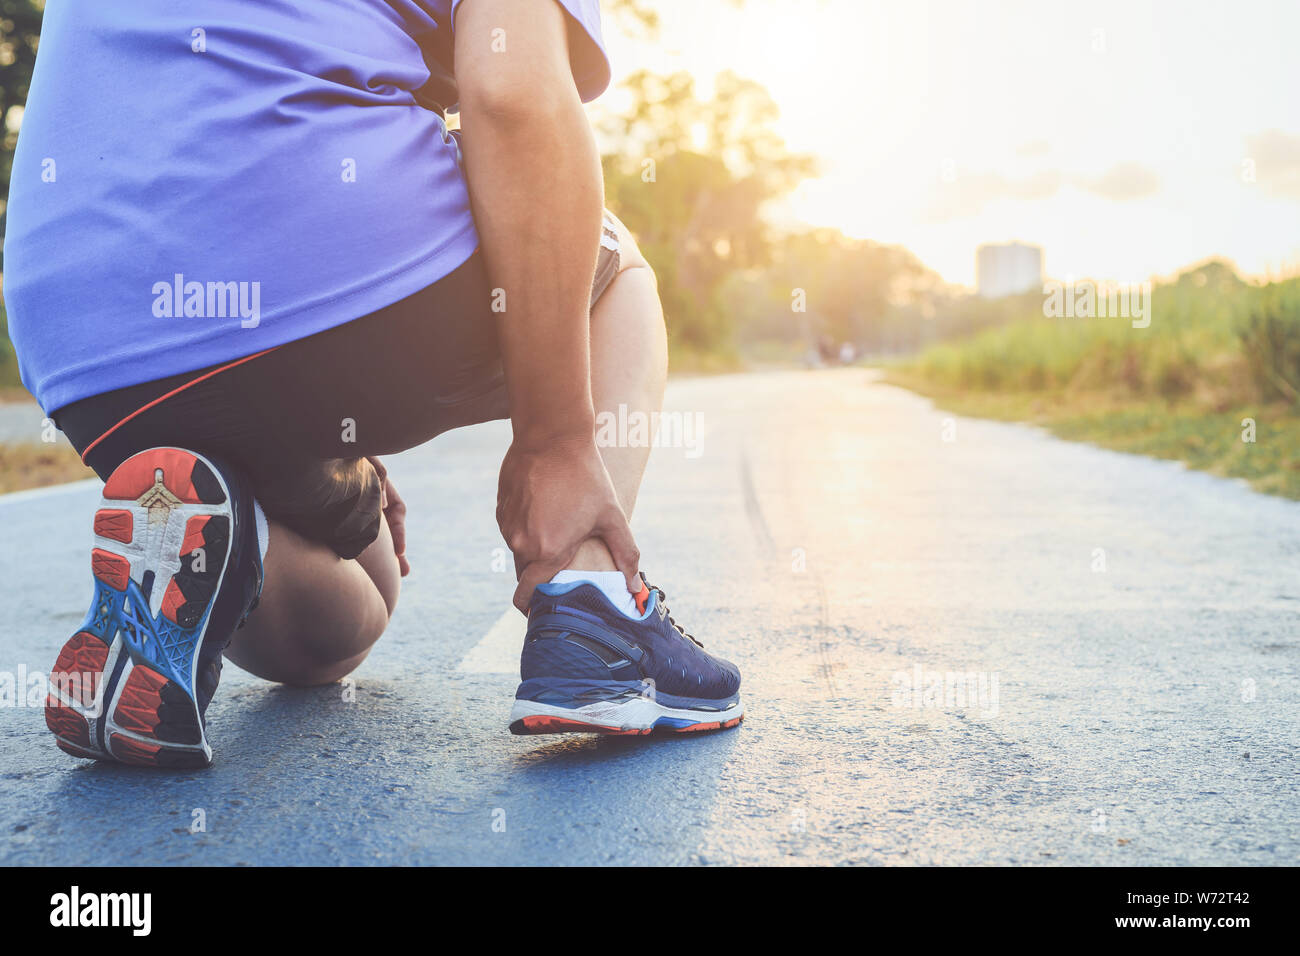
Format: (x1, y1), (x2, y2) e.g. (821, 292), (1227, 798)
(816, 334), (837, 366)
(2, 0), (742, 767)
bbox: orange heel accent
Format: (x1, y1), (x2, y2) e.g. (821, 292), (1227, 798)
(103, 448), (200, 503)
(633, 581), (651, 615)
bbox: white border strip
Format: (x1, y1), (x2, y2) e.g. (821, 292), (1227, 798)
(0, 477), (100, 507)
(458, 608), (526, 674)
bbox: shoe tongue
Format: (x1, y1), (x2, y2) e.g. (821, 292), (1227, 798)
(633, 580), (651, 615)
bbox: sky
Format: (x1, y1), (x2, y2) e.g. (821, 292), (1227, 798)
(595, 0), (1300, 288)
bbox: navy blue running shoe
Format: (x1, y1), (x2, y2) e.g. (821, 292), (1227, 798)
(45, 447), (263, 767)
(510, 574), (743, 735)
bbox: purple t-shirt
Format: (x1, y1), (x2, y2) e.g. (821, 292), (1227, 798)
(2, 0), (609, 413)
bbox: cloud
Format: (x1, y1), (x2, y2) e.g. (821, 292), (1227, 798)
(1015, 139), (1052, 158)
(926, 168), (1064, 221)
(925, 161), (1161, 221)
(1244, 129), (1300, 199)
(1081, 162), (1161, 201)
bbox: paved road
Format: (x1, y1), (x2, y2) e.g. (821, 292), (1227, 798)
(1, 369), (1297, 865)
(0, 395), (53, 444)
(0, 399), (55, 444)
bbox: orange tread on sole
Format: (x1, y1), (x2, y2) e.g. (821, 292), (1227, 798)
(111, 666), (170, 737)
(93, 508), (134, 543)
(91, 548), (131, 591)
(103, 448), (200, 503)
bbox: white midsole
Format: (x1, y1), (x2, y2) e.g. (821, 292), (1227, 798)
(510, 695), (744, 731)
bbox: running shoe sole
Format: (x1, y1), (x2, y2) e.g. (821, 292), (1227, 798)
(44, 447), (236, 768)
(508, 695), (744, 736)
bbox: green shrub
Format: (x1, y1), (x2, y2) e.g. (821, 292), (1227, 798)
(1237, 286), (1300, 404)
(905, 265), (1300, 408)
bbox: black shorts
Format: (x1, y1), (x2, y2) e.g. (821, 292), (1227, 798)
(56, 215), (623, 560)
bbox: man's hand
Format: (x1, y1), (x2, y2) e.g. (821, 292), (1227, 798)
(498, 437), (639, 612)
(366, 456), (410, 577)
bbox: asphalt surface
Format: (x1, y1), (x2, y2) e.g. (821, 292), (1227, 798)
(1, 369), (1296, 865)
(0, 398), (54, 444)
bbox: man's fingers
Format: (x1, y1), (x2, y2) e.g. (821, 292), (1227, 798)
(367, 455), (388, 506)
(513, 533), (581, 611)
(388, 511), (407, 569)
(380, 478), (408, 571)
(386, 492), (407, 552)
(514, 560), (561, 613)
(599, 512), (642, 592)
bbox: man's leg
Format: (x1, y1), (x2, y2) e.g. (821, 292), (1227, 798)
(506, 218), (744, 735)
(222, 218), (661, 685)
(222, 514), (400, 686)
(570, 216), (667, 570)
(181, 210), (655, 692)
(224, 220), (661, 683)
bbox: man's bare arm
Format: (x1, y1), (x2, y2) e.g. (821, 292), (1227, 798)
(455, 0), (640, 609)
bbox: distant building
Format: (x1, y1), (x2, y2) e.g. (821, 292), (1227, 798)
(976, 242), (1043, 298)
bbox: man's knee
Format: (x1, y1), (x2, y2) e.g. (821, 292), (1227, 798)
(254, 456), (383, 561)
(226, 623), (380, 687)
(606, 211), (653, 278)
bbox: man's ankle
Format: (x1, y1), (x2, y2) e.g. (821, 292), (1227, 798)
(548, 569), (639, 618)
(569, 536), (618, 572)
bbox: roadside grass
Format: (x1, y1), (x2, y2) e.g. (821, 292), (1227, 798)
(1049, 404), (1300, 499)
(885, 371), (1300, 499)
(2, 304), (94, 493)
(887, 264), (1300, 501)
(0, 442), (95, 495)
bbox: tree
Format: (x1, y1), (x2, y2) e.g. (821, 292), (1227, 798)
(0, 0), (43, 198)
(726, 229), (946, 357)
(599, 69), (816, 355)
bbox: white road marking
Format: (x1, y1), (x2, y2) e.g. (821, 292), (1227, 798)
(0, 477), (99, 506)
(457, 608), (526, 674)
